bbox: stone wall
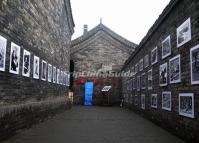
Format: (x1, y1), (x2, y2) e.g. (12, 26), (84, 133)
(0, 0), (74, 140)
(122, 0), (199, 142)
(71, 24), (136, 105)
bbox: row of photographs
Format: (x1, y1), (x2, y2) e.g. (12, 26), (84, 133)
(0, 35), (70, 86)
(124, 92), (194, 119)
(125, 43), (199, 91)
(130, 18), (198, 84)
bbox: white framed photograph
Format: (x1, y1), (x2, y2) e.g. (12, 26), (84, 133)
(151, 94), (157, 108)
(162, 92), (171, 111)
(148, 69), (152, 90)
(139, 58), (143, 71)
(0, 35), (7, 72)
(53, 66), (56, 83)
(22, 49), (31, 77)
(48, 64), (52, 82)
(179, 93), (194, 118)
(177, 18), (191, 48)
(137, 75), (140, 91)
(41, 60), (47, 81)
(162, 35), (171, 59)
(151, 47), (158, 65)
(190, 45), (199, 84)
(57, 68), (60, 84)
(169, 55), (181, 84)
(141, 73), (147, 89)
(135, 63), (138, 74)
(67, 73), (70, 87)
(9, 42), (20, 74)
(134, 94), (138, 106)
(33, 56), (40, 79)
(144, 54), (149, 68)
(141, 94), (145, 110)
(159, 63), (167, 86)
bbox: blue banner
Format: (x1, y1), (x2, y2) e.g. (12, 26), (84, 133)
(84, 82), (94, 106)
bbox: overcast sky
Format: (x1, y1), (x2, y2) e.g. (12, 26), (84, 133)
(71, 0), (170, 44)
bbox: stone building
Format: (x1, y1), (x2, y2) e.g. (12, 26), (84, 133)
(122, 0), (199, 142)
(71, 23), (137, 105)
(0, 0), (74, 140)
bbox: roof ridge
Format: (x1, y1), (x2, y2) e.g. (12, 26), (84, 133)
(71, 23), (137, 48)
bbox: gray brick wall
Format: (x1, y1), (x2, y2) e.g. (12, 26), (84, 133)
(0, 0), (74, 140)
(122, 0), (199, 142)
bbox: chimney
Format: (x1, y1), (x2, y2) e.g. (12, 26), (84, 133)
(83, 25), (88, 35)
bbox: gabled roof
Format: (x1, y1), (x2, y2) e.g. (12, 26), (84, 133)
(71, 23), (137, 49)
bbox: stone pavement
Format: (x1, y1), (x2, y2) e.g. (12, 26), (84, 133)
(3, 106), (185, 143)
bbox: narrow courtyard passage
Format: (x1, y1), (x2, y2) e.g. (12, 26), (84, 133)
(3, 106), (185, 143)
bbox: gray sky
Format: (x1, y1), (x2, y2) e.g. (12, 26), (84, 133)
(71, 0), (170, 44)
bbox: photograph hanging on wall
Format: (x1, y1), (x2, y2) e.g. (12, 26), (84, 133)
(162, 35), (171, 59)
(190, 45), (199, 84)
(177, 18), (191, 48)
(41, 60), (47, 81)
(162, 92), (171, 111)
(179, 93), (194, 118)
(169, 55), (181, 83)
(9, 42), (20, 74)
(151, 47), (158, 65)
(53, 66), (56, 83)
(137, 75), (140, 91)
(135, 63), (138, 74)
(33, 56), (40, 79)
(159, 63), (167, 86)
(148, 69), (152, 90)
(141, 94), (145, 110)
(151, 94), (158, 108)
(139, 58), (143, 71)
(134, 95), (138, 106)
(22, 49), (31, 77)
(144, 54), (149, 68)
(0, 35), (7, 72)
(57, 68), (60, 84)
(141, 73), (147, 89)
(48, 64), (52, 82)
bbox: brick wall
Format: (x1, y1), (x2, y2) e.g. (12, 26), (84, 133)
(122, 0), (199, 142)
(0, 0), (74, 140)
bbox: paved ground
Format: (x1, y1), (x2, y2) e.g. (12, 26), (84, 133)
(3, 106), (185, 143)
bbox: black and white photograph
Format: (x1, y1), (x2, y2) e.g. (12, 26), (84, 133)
(144, 54), (149, 68)
(9, 42), (20, 74)
(162, 92), (171, 111)
(151, 47), (158, 65)
(33, 56), (40, 79)
(177, 18), (191, 48)
(141, 73), (147, 89)
(141, 94), (145, 110)
(137, 75), (140, 91)
(179, 93), (194, 118)
(139, 58), (143, 71)
(159, 63), (167, 86)
(190, 45), (199, 84)
(148, 69), (152, 90)
(134, 95), (138, 106)
(22, 50), (31, 77)
(169, 55), (181, 84)
(41, 60), (47, 81)
(151, 94), (157, 108)
(162, 35), (171, 59)
(48, 64), (52, 82)
(57, 68), (60, 84)
(0, 35), (7, 72)
(135, 63), (138, 74)
(53, 66), (56, 83)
